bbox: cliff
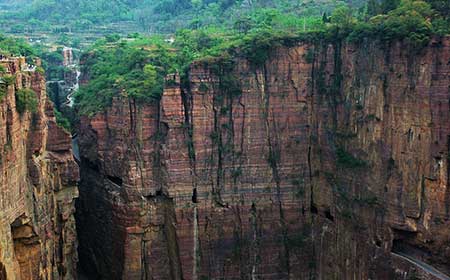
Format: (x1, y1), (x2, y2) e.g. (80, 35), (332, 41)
(0, 56), (79, 279)
(76, 37), (450, 279)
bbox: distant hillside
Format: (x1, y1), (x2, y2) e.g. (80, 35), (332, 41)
(1, 0), (446, 42)
(0, 0), (367, 33)
(0, 0), (31, 9)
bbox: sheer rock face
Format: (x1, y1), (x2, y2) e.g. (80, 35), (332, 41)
(76, 97), (182, 279)
(77, 37), (450, 279)
(0, 57), (79, 280)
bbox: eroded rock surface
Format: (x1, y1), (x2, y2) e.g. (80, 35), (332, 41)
(76, 37), (450, 279)
(0, 57), (79, 280)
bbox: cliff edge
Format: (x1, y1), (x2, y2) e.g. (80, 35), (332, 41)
(0, 56), (79, 280)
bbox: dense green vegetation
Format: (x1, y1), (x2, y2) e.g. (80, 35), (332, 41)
(54, 108), (71, 131)
(72, 0), (448, 116)
(74, 36), (178, 116)
(0, 0), (365, 34)
(0, 0), (447, 49)
(0, 34), (34, 56)
(1, 0), (448, 118)
(0, 74), (16, 102)
(2, 0), (445, 36)
(15, 88), (38, 114)
(39, 49), (65, 80)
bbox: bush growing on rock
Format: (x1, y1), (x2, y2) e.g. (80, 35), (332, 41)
(16, 88), (38, 114)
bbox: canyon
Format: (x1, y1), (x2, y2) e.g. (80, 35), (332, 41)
(0, 56), (79, 279)
(74, 36), (450, 280)
(0, 35), (449, 280)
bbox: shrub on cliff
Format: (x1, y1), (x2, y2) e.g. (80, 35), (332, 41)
(1, 75), (15, 86)
(54, 108), (71, 131)
(0, 71), (10, 100)
(0, 85), (6, 102)
(336, 148), (367, 169)
(15, 88), (38, 114)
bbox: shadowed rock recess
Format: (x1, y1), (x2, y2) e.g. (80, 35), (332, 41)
(75, 37), (450, 280)
(0, 57), (79, 279)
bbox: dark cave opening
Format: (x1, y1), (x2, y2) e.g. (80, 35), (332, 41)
(192, 188), (198, 203)
(391, 229), (419, 253)
(106, 175), (123, 187)
(325, 209), (334, 221)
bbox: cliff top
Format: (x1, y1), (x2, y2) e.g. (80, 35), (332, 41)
(73, 0), (449, 117)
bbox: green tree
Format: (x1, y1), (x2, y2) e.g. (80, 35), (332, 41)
(143, 64), (158, 90)
(105, 34), (120, 43)
(426, 0), (449, 16)
(322, 12), (330, 23)
(234, 17), (253, 34)
(331, 5), (356, 28)
(381, 0), (400, 13)
(367, 0), (380, 16)
(377, 0), (434, 46)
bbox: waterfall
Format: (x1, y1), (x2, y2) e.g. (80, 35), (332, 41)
(61, 46), (80, 108)
(66, 69), (80, 108)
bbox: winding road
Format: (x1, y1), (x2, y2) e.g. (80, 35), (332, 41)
(391, 252), (450, 280)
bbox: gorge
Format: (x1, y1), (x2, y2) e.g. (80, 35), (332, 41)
(0, 0), (449, 278)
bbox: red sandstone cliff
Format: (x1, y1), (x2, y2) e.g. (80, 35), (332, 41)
(0, 57), (79, 279)
(76, 37), (450, 279)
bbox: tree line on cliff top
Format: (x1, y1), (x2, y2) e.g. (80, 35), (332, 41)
(71, 0), (449, 117)
(0, 0), (448, 118)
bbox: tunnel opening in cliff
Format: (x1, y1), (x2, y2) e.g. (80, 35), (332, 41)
(391, 230), (450, 277)
(391, 229), (419, 252)
(107, 175), (123, 186)
(391, 229), (432, 265)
